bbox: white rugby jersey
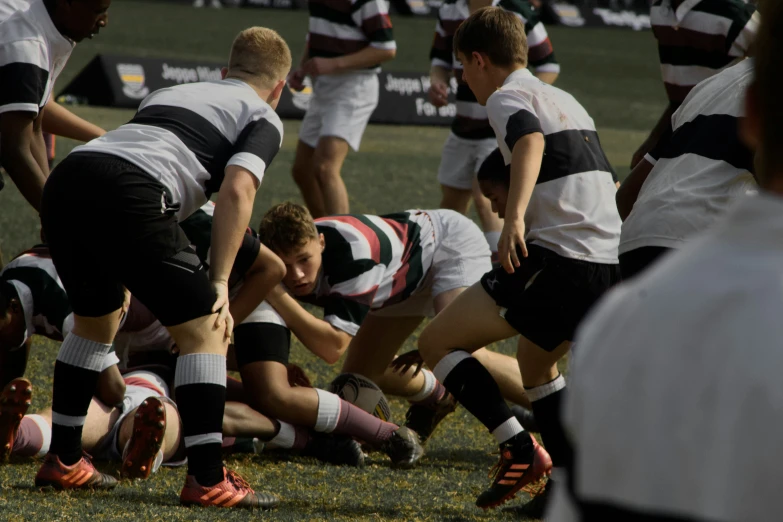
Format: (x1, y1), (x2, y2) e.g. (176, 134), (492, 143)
(297, 210), (437, 335)
(73, 79), (284, 220)
(549, 193), (783, 522)
(0, 0), (31, 22)
(620, 59), (757, 255)
(0, 0), (73, 116)
(486, 68), (621, 263)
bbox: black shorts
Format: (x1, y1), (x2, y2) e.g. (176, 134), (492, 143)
(619, 246), (672, 280)
(233, 323), (291, 366)
(40, 152), (216, 326)
(480, 244), (621, 351)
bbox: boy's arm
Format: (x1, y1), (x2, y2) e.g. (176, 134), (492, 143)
(616, 158), (655, 221)
(523, 17), (559, 85)
(429, 14), (453, 107)
(41, 99), (105, 142)
(0, 112), (48, 211)
(288, 38), (311, 91)
(265, 285), (353, 365)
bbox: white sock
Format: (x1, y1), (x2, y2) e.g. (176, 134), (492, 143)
(267, 421), (296, 449)
(314, 389), (341, 433)
(484, 231), (501, 253)
(28, 414), (51, 457)
(407, 369), (436, 402)
(491, 417), (524, 444)
(526, 374), (566, 402)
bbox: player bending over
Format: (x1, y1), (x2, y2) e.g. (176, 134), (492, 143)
(36, 27), (289, 510)
(258, 202), (536, 452)
(417, 7), (620, 514)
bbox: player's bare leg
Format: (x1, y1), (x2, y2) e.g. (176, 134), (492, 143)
(312, 136), (350, 216)
(472, 178), (503, 256)
(292, 140), (326, 218)
(440, 185), (472, 215)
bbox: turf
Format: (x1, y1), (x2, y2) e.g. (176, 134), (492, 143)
(0, 2), (664, 519)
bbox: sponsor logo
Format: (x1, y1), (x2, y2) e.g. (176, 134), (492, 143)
(592, 8), (651, 31)
(117, 63), (150, 100)
(552, 2), (585, 27)
(160, 63), (222, 85)
(287, 76), (313, 111)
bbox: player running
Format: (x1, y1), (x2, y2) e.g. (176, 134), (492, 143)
(417, 7), (620, 514)
(429, 0), (559, 259)
(36, 27), (290, 509)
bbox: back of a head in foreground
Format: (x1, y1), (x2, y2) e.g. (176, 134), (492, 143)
(746, 0), (782, 186)
(453, 6), (528, 69)
(259, 202), (319, 256)
(227, 27), (292, 89)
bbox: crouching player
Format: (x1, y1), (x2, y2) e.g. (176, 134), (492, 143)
(417, 7), (621, 514)
(258, 202), (535, 452)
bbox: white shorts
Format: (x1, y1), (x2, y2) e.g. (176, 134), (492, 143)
(437, 133), (497, 191)
(240, 300), (287, 327)
(373, 210), (491, 318)
(298, 71), (379, 152)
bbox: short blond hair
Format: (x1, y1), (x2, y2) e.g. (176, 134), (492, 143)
(454, 7), (528, 68)
(228, 27), (292, 89)
(259, 202), (319, 255)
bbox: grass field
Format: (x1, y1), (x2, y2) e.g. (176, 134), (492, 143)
(0, 2), (665, 520)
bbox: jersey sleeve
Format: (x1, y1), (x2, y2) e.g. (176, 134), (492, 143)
(487, 90), (543, 155)
(227, 114), (284, 187)
(430, 12), (453, 70)
(322, 296), (370, 336)
(352, 0), (396, 51)
(0, 39), (49, 115)
(728, 4), (759, 58)
(524, 19), (559, 74)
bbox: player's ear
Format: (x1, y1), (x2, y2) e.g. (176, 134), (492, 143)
(271, 79), (285, 101)
(472, 52), (484, 69)
(220, 67), (228, 80)
(319, 233), (325, 251)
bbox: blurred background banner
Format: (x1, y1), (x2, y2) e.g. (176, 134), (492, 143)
(57, 55), (460, 126)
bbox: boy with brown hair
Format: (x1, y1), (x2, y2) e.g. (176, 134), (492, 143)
(35, 27), (289, 509)
(416, 6), (620, 513)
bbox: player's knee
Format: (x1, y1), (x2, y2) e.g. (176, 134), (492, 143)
(312, 159), (340, 184)
(255, 381), (293, 416)
(95, 376), (126, 408)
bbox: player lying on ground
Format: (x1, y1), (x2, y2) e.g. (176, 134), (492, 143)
(180, 202), (420, 468)
(36, 27), (290, 509)
(429, 0), (560, 260)
(417, 7), (621, 514)
(258, 202), (537, 452)
(0, 371), (281, 479)
(615, 57), (757, 279)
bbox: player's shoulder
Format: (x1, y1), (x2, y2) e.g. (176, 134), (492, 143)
(496, 0), (536, 20)
(438, 0), (466, 19)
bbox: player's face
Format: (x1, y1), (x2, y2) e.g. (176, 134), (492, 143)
(278, 236), (324, 296)
(457, 51), (492, 106)
(0, 307), (26, 351)
(479, 179), (509, 219)
(59, 0), (111, 42)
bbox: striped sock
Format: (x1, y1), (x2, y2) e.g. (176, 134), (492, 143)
(50, 334), (112, 465)
(175, 353), (226, 487)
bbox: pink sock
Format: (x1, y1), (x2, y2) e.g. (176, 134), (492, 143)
(221, 436), (236, 448)
(12, 415), (49, 457)
(333, 400), (398, 443)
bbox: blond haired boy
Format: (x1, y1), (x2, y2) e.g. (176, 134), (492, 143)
(35, 27), (289, 509)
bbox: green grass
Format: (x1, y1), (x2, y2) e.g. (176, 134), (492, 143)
(0, 2), (664, 519)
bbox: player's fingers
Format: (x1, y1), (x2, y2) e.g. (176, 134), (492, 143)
(510, 241), (521, 269)
(520, 239), (529, 259)
(412, 361), (424, 377)
(224, 312), (234, 341)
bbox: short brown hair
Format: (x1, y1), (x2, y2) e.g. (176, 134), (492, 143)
(228, 27), (292, 89)
(453, 7), (528, 68)
(259, 202), (319, 255)
(753, 0), (781, 181)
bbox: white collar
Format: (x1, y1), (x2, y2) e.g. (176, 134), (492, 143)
(670, 0), (702, 23)
(29, 0), (74, 55)
(503, 68), (534, 86)
(718, 192), (783, 246)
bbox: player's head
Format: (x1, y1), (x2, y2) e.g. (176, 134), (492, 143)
(45, 0), (110, 42)
(477, 148), (511, 218)
(741, 0), (781, 186)
(224, 27), (292, 110)
(453, 6), (528, 105)
(259, 202), (324, 296)
(0, 283), (26, 351)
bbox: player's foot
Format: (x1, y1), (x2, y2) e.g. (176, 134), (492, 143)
(503, 478), (554, 518)
(380, 426), (425, 469)
(180, 467), (279, 509)
(35, 453), (118, 490)
(303, 432), (365, 467)
(121, 397), (166, 480)
(510, 405), (539, 433)
(404, 392), (457, 445)
(223, 437), (264, 455)
(476, 432), (552, 509)
(0, 378), (32, 463)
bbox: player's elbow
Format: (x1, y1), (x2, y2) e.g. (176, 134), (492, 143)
(268, 253), (286, 284)
(376, 47), (396, 62)
(322, 335), (351, 365)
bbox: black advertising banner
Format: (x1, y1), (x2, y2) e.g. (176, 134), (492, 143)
(57, 54), (459, 127)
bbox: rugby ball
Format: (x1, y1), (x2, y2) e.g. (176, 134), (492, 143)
(329, 373), (393, 423)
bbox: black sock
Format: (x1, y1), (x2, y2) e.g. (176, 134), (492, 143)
(175, 354), (227, 487)
(528, 377), (572, 469)
(433, 350), (516, 434)
(50, 335), (112, 466)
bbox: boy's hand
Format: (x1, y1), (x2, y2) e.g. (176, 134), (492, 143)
(498, 217), (527, 274)
(302, 57), (338, 78)
(389, 350), (424, 377)
(287, 69), (306, 91)
(211, 280), (234, 341)
(429, 81), (449, 107)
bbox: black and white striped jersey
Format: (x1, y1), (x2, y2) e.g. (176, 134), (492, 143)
(0, 0), (73, 116)
(73, 79), (284, 220)
(487, 68), (620, 263)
